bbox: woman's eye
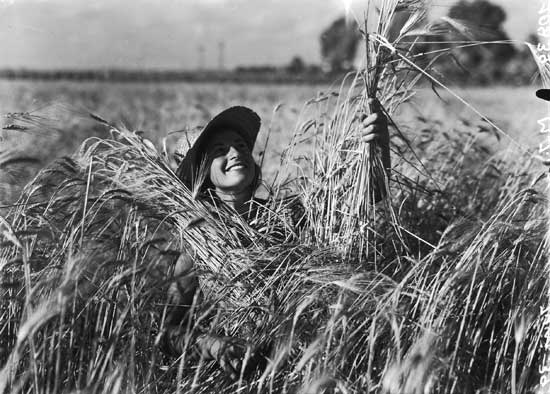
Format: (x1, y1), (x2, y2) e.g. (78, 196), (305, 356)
(210, 146), (226, 156)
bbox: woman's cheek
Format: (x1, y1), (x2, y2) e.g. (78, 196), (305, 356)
(208, 158), (225, 187)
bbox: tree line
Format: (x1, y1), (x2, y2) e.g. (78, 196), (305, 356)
(318, 0), (538, 86)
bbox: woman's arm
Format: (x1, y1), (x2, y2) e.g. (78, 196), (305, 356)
(160, 252), (255, 380)
(359, 100), (390, 202)
(161, 252), (199, 356)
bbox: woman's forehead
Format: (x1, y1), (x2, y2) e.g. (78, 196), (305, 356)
(207, 128), (246, 145)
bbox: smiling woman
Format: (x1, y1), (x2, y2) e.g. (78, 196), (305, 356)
(164, 105), (389, 379)
(175, 106), (262, 204)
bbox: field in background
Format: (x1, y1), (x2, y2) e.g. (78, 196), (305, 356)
(0, 79), (548, 393)
(0, 80), (544, 205)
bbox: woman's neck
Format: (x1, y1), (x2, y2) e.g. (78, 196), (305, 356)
(213, 188), (253, 214)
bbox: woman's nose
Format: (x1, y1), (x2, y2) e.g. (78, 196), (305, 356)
(227, 145), (241, 158)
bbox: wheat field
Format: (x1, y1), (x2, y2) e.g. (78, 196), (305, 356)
(0, 75), (547, 394)
(0, 80), (542, 203)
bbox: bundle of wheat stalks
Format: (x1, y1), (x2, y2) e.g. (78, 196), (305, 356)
(0, 0), (548, 393)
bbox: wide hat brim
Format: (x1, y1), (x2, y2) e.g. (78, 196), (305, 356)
(176, 106), (261, 189)
(536, 89), (550, 101)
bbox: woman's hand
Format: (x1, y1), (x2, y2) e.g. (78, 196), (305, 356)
(360, 112), (389, 145)
(360, 99), (391, 202)
(359, 99), (389, 149)
(197, 334), (253, 380)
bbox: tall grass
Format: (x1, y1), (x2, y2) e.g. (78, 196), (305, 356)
(0, 106), (545, 394)
(0, 1), (547, 393)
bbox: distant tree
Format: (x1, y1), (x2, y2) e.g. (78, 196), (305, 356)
(503, 32), (539, 85)
(320, 17), (361, 73)
(449, 0), (505, 31)
(415, 0), (520, 85)
(448, 0), (515, 64)
(287, 56), (306, 74)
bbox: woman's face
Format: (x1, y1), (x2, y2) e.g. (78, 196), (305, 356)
(204, 129), (256, 193)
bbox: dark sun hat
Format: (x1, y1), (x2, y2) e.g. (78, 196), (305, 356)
(175, 106), (261, 188)
(536, 89), (550, 101)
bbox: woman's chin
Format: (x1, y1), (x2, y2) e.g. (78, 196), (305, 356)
(221, 176), (252, 190)
(225, 171), (253, 184)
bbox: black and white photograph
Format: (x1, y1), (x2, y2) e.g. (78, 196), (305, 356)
(0, 0), (548, 392)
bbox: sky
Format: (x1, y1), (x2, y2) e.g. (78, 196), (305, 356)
(0, 0), (540, 70)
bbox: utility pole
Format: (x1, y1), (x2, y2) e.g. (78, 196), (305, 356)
(198, 44), (205, 70)
(218, 41), (225, 70)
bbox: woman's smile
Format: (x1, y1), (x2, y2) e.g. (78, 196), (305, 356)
(225, 161), (247, 172)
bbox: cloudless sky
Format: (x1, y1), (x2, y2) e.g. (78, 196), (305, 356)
(0, 0), (539, 70)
